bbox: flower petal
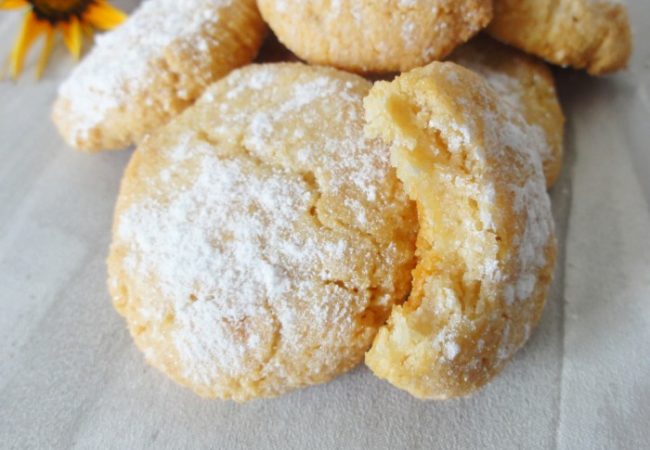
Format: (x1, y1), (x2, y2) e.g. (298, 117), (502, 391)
(81, 22), (93, 38)
(36, 28), (54, 79)
(0, 0), (28, 10)
(62, 16), (82, 60)
(10, 13), (47, 79)
(84, 1), (126, 31)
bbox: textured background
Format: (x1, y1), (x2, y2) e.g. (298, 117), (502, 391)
(1, 1), (649, 448)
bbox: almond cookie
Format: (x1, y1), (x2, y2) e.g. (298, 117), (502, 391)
(487, 0), (632, 75)
(364, 62), (556, 399)
(52, 0), (266, 152)
(257, 0), (493, 73)
(450, 37), (565, 187)
(107, 63), (418, 401)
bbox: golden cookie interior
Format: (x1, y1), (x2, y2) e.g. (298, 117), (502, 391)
(364, 62), (556, 399)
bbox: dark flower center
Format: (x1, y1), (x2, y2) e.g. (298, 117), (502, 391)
(28, 0), (94, 23)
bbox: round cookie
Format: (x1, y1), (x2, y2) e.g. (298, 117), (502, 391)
(257, 0), (493, 73)
(364, 62), (556, 399)
(450, 37), (565, 187)
(107, 63), (418, 401)
(487, 0), (632, 75)
(52, 0), (266, 152)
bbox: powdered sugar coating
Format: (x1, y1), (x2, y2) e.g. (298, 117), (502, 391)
(53, 0), (265, 151)
(430, 61), (555, 320)
(108, 63), (417, 401)
(450, 37), (565, 187)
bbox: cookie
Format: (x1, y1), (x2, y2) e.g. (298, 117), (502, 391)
(450, 37), (565, 187)
(487, 0), (632, 75)
(107, 63), (418, 401)
(257, 0), (493, 73)
(364, 62), (556, 399)
(52, 0), (266, 152)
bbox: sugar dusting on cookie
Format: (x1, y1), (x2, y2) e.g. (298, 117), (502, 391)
(57, 0), (234, 145)
(449, 75), (552, 356)
(119, 151), (304, 382)
(109, 64), (416, 398)
(449, 64), (553, 303)
(449, 65), (554, 359)
(453, 53), (551, 163)
(212, 65), (395, 214)
(497, 107), (553, 308)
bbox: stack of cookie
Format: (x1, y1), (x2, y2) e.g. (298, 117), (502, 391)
(52, 0), (632, 401)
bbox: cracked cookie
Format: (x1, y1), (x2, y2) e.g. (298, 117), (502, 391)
(52, 0), (266, 152)
(363, 62), (556, 399)
(450, 37), (565, 188)
(487, 0), (632, 75)
(257, 0), (493, 73)
(107, 63), (418, 401)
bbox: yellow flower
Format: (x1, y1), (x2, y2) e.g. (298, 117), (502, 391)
(1, 0), (126, 79)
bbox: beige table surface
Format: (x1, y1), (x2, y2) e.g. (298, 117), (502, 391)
(1, 1), (649, 449)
